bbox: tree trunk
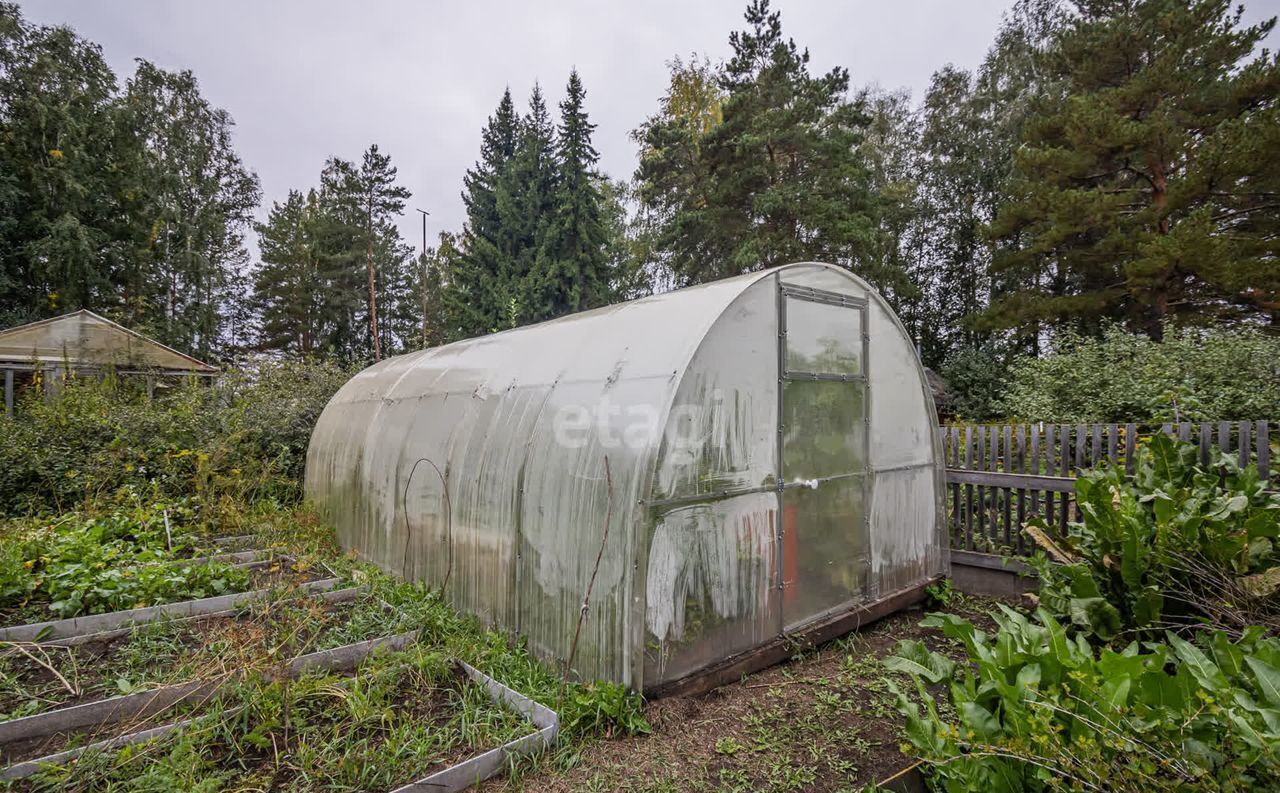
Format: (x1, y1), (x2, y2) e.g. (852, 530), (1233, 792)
(1146, 154), (1172, 342)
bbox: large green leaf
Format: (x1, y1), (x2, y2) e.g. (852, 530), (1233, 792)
(884, 639), (956, 685)
(1168, 633), (1228, 692)
(1245, 656), (1280, 707)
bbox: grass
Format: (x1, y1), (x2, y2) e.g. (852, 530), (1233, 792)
(0, 500), (650, 790)
(16, 644), (534, 792)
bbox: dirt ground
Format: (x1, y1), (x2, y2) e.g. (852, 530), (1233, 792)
(493, 593), (1006, 793)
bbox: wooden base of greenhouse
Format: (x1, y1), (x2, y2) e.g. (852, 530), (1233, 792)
(645, 579), (935, 699)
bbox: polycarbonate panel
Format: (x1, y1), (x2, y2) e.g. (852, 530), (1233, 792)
(307, 261), (948, 691)
(779, 264), (869, 299)
(867, 297), (936, 471)
(643, 491), (779, 684)
(652, 282), (778, 502)
(869, 465), (947, 594)
(784, 298), (862, 375)
(782, 379), (865, 482)
(782, 477), (867, 629)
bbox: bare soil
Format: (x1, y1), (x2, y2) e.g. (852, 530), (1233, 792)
(497, 593), (1008, 793)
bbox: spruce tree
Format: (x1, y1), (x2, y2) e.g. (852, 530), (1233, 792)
(445, 89), (521, 339)
(501, 84), (557, 324)
(986, 0), (1280, 338)
(254, 190), (322, 353)
(535, 69), (611, 317)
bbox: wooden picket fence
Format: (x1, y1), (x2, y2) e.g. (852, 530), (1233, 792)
(938, 420), (1275, 554)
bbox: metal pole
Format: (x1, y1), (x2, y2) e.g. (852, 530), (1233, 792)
(416, 208), (430, 349)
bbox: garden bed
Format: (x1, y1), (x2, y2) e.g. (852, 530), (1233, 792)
(0, 585), (370, 721)
(7, 645), (537, 792)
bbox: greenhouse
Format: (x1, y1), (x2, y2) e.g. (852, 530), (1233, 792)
(305, 262), (947, 692)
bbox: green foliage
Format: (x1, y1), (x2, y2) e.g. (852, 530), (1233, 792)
(253, 146), (417, 361)
(1033, 433), (1280, 640)
(0, 501), (249, 619)
(0, 3), (260, 356)
(985, 0), (1280, 338)
(924, 578), (956, 609)
(632, 0), (889, 290)
(890, 608), (1280, 792)
(939, 344), (1010, 422)
(0, 357), (352, 516)
(1000, 323), (1280, 423)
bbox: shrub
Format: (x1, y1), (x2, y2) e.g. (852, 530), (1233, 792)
(889, 608), (1280, 792)
(0, 356), (353, 517)
(1030, 434), (1280, 641)
(940, 344), (1010, 422)
(999, 324), (1280, 423)
(0, 500), (251, 619)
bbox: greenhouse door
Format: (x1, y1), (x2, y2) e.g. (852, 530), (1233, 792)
(777, 283), (870, 631)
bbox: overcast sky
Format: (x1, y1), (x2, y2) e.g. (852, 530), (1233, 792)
(17, 0), (1280, 258)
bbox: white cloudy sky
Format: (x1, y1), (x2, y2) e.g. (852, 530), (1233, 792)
(16, 0), (1280, 256)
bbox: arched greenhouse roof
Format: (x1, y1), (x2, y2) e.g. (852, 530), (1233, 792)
(306, 262), (947, 691)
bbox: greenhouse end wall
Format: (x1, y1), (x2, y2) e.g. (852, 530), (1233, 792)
(305, 263), (947, 691)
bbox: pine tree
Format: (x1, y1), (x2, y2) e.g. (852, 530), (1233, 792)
(634, 0), (885, 289)
(352, 144), (411, 360)
(254, 190), (322, 353)
(533, 70), (611, 318)
(986, 0), (1280, 338)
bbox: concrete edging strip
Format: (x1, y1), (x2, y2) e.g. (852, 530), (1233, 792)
(389, 661), (560, 793)
(0, 577), (341, 643)
(0, 587), (375, 745)
(0, 626), (421, 780)
(38, 584), (365, 648)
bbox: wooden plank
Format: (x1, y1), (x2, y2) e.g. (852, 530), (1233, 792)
(1061, 424), (1072, 475)
(1002, 426), (1013, 545)
(1074, 424), (1086, 472)
(1238, 421), (1251, 469)
(1258, 421), (1271, 483)
(1107, 424), (1118, 465)
(1178, 422), (1192, 442)
(3, 369), (11, 417)
(1091, 424), (1102, 467)
(963, 426), (974, 551)
(1044, 425), (1056, 531)
(977, 426), (988, 544)
(1199, 423), (1212, 467)
(945, 469), (1077, 492)
(1016, 425), (1028, 554)
(1219, 421), (1232, 460)
(1124, 423), (1137, 475)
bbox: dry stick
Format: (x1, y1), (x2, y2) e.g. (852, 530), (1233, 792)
(2, 641), (80, 697)
(559, 457), (614, 710)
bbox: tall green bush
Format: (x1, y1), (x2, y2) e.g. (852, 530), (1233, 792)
(0, 357), (352, 516)
(1032, 434), (1280, 640)
(889, 608), (1280, 792)
(999, 324), (1280, 422)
